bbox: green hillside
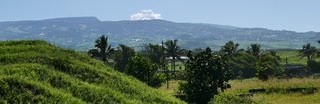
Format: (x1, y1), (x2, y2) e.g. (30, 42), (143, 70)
(0, 40), (184, 103)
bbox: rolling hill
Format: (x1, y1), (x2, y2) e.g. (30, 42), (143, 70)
(0, 40), (184, 103)
(0, 17), (319, 51)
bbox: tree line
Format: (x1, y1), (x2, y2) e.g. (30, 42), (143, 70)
(89, 35), (320, 103)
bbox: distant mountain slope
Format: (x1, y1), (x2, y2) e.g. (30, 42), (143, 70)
(0, 40), (184, 103)
(0, 17), (319, 51)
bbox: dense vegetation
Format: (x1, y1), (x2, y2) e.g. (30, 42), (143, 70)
(1, 35), (319, 103)
(182, 48), (231, 103)
(0, 40), (184, 103)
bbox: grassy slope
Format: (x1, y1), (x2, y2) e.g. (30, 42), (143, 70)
(276, 49), (320, 65)
(0, 40), (184, 103)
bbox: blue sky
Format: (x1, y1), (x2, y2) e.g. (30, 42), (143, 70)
(1, 0), (319, 32)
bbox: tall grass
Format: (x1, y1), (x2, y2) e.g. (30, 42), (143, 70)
(161, 78), (320, 104)
(225, 78), (320, 104)
(227, 78), (320, 93)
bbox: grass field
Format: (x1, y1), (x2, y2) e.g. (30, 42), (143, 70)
(228, 78), (320, 104)
(165, 49), (320, 68)
(276, 49), (320, 65)
(160, 78), (320, 104)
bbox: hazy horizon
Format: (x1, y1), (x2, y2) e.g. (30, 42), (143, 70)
(1, 0), (320, 32)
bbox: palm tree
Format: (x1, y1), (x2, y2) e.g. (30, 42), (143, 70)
(247, 43), (263, 58)
(94, 35), (114, 63)
(269, 50), (281, 61)
(221, 41), (239, 56)
(165, 39), (184, 79)
(298, 43), (317, 61)
(139, 43), (164, 66)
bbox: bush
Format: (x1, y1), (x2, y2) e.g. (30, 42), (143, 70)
(175, 81), (187, 101)
(150, 73), (166, 88)
(210, 93), (256, 104)
(307, 60), (320, 73)
(125, 55), (166, 88)
(176, 81), (187, 95)
(311, 73), (320, 79)
(175, 70), (187, 80)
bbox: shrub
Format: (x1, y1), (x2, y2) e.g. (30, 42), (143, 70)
(125, 55), (166, 88)
(150, 73), (166, 88)
(307, 60), (320, 73)
(311, 73), (320, 79)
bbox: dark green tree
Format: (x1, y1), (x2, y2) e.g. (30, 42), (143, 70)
(316, 40), (320, 58)
(114, 44), (135, 72)
(247, 43), (263, 58)
(229, 52), (257, 79)
(256, 53), (284, 81)
(220, 41), (239, 56)
(183, 47), (231, 103)
(125, 54), (166, 88)
(269, 50), (281, 61)
(193, 48), (204, 55)
(307, 60), (320, 73)
(165, 39), (184, 79)
(140, 43), (164, 66)
(298, 43), (317, 61)
(94, 35), (114, 63)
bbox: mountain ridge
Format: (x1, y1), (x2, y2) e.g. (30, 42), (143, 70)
(0, 17), (319, 51)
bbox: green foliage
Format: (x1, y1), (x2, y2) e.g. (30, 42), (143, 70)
(150, 73), (166, 88)
(220, 41), (239, 56)
(307, 60), (320, 73)
(140, 43), (165, 66)
(210, 93), (256, 104)
(183, 47), (232, 103)
(114, 44), (136, 72)
(247, 43), (263, 58)
(176, 81), (187, 95)
(256, 54), (284, 81)
(125, 55), (165, 88)
(311, 73), (320, 79)
(0, 40), (184, 103)
(269, 50), (281, 61)
(229, 52), (257, 78)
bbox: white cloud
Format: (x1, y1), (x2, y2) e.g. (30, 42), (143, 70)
(130, 10), (162, 20)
